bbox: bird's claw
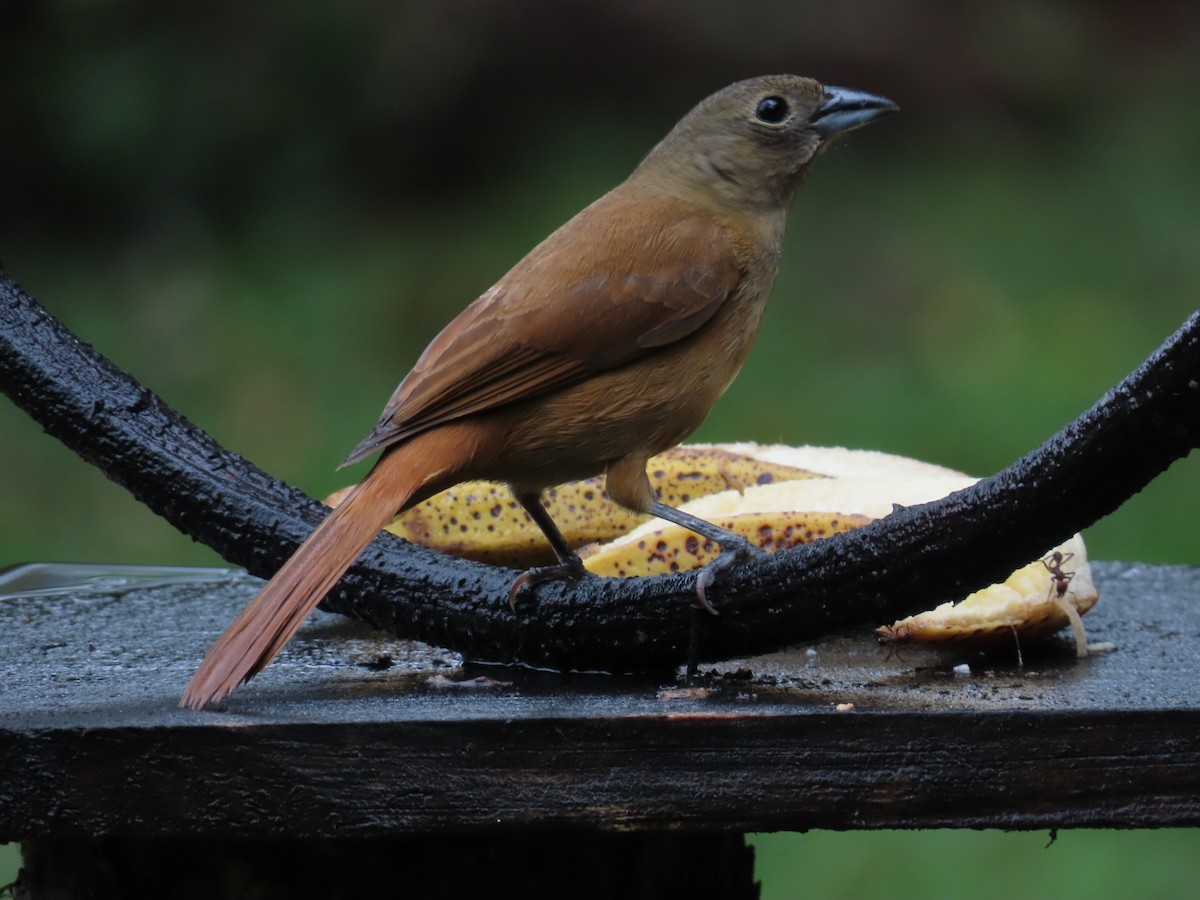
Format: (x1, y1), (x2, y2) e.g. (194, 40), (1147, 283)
(694, 539), (766, 614)
(508, 554), (593, 611)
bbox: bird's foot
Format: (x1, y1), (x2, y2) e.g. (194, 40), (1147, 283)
(694, 537), (767, 614)
(508, 553), (594, 611)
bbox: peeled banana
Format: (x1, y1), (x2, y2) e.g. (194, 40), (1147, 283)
(328, 442), (1099, 652)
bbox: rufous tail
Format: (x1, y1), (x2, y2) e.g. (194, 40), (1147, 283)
(181, 438), (447, 709)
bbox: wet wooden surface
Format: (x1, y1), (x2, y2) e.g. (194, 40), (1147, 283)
(2, 560), (1199, 840)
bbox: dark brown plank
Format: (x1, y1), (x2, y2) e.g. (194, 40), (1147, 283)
(1, 560), (1197, 839)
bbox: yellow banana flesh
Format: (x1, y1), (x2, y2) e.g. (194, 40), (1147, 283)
(876, 534), (1096, 655)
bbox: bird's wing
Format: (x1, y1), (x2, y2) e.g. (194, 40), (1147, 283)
(341, 200), (742, 466)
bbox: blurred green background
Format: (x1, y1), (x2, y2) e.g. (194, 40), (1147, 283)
(2, 0), (1198, 894)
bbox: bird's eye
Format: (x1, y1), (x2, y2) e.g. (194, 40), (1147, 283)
(755, 96), (789, 124)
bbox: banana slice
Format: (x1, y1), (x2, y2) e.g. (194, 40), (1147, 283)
(877, 534), (1097, 656)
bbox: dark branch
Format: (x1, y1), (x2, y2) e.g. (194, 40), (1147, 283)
(1, 268), (1197, 672)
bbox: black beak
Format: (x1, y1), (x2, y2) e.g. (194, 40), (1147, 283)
(812, 85), (898, 137)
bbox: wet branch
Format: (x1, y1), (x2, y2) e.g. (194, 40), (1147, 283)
(1, 268), (1197, 671)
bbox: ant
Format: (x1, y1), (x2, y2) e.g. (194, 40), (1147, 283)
(1041, 550), (1088, 658)
(1042, 550), (1075, 599)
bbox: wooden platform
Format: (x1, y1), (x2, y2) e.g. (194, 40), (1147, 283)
(1, 560), (1198, 896)
(4, 558), (1198, 835)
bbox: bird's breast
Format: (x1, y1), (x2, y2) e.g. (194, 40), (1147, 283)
(480, 277), (775, 492)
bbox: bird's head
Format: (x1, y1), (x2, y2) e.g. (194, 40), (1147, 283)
(637, 74), (897, 216)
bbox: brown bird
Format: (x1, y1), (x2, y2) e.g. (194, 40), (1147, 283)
(181, 74), (896, 709)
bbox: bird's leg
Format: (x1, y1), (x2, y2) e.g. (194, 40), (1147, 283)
(508, 490), (594, 609)
(648, 500), (765, 680)
(649, 501), (767, 615)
